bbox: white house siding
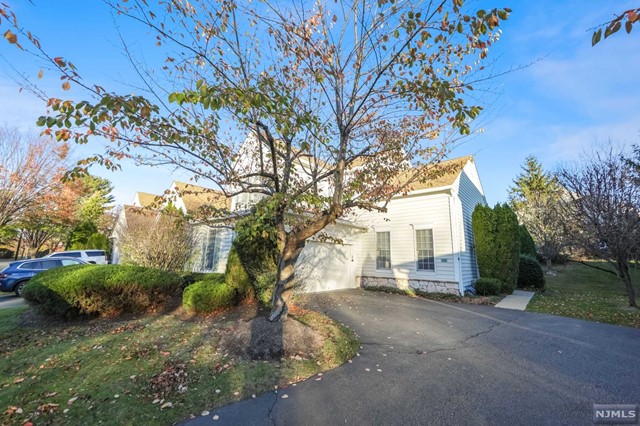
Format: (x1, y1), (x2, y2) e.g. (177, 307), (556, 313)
(353, 192), (460, 294)
(453, 163), (486, 291)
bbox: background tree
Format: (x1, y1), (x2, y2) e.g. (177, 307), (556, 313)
(4, 0), (510, 320)
(558, 149), (640, 308)
(0, 127), (69, 229)
(508, 156), (567, 272)
(66, 174), (114, 249)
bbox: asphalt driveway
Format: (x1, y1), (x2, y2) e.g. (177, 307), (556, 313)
(183, 289), (640, 425)
(0, 293), (25, 309)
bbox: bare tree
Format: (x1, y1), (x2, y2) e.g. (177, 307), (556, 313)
(3, 1), (511, 320)
(0, 127), (69, 228)
(509, 156), (568, 272)
(558, 149), (640, 308)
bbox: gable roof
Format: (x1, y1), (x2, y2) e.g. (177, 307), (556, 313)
(408, 155), (472, 191)
(121, 205), (157, 229)
(171, 181), (232, 212)
(134, 191), (160, 208)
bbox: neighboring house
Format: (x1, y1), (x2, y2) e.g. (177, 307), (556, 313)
(112, 156), (487, 295)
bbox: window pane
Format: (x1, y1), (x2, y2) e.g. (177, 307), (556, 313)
(204, 229), (221, 270)
(416, 229), (434, 271)
(21, 261), (42, 270)
(376, 232), (391, 269)
(41, 260), (60, 269)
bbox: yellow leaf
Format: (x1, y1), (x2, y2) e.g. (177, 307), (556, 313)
(3, 29), (17, 44)
(62, 81), (71, 91)
(38, 69), (43, 79)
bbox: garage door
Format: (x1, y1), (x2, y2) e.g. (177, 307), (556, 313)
(295, 241), (355, 293)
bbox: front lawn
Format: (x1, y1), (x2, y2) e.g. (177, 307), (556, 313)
(527, 261), (640, 328)
(0, 304), (358, 425)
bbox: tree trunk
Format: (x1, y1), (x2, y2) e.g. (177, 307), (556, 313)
(545, 257), (552, 273)
(617, 260), (637, 308)
(269, 238), (306, 322)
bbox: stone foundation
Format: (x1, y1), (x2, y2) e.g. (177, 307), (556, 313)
(359, 276), (460, 295)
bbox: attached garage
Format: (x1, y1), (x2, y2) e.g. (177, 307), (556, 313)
(295, 241), (358, 293)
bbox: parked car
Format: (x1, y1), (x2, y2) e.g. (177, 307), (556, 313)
(44, 249), (109, 265)
(0, 257), (88, 296)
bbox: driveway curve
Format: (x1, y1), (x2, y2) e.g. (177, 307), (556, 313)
(183, 289), (640, 425)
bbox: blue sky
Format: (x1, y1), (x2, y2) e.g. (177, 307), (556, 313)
(1, 0), (639, 205)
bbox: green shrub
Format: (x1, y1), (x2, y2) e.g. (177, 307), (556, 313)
(519, 225), (537, 258)
(182, 274), (239, 313)
(23, 264), (183, 318)
(474, 278), (502, 296)
(517, 254), (545, 289)
(224, 246), (252, 299)
(472, 205), (498, 278)
(232, 198), (280, 307)
(472, 203), (520, 294)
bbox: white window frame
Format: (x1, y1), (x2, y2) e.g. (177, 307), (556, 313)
(375, 231), (391, 270)
(414, 227), (436, 273)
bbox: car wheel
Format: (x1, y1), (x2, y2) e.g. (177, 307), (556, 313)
(14, 281), (28, 297)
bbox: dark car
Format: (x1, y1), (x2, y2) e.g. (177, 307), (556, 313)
(0, 257), (88, 296)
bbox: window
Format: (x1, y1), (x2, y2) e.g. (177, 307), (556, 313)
(52, 252), (81, 258)
(415, 229), (435, 271)
(41, 260), (61, 270)
(61, 259), (82, 266)
(19, 261), (42, 270)
(203, 228), (221, 271)
(87, 251), (105, 257)
(376, 231), (391, 269)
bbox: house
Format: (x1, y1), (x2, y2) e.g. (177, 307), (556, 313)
(112, 156), (486, 295)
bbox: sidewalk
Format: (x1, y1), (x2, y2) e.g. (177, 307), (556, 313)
(495, 290), (535, 311)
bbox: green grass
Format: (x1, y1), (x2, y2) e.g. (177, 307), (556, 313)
(527, 261), (640, 328)
(0, 306), (358, 425)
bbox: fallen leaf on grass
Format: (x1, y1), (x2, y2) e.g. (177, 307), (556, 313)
(5, 406), (23, 416)
(38, 403), (60, 414)
(160, 402), (173, 409)
(13, 378), (25, 384)
(45, 392), (58, 397)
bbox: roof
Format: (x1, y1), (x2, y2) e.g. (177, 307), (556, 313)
(134, 192), (160, 208)
(408, 156), (472, 191)
(171, 181), (232, 212)
(121, 205), (158, 229)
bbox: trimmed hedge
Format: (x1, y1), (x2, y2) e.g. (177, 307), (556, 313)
(517, 255), (545, 289)
(182, 274), (239, 313)
(474, 278), (502, 296)
(23, 264), (183, 318)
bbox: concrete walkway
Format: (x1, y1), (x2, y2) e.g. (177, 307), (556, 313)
(495, 290), (535, 310)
